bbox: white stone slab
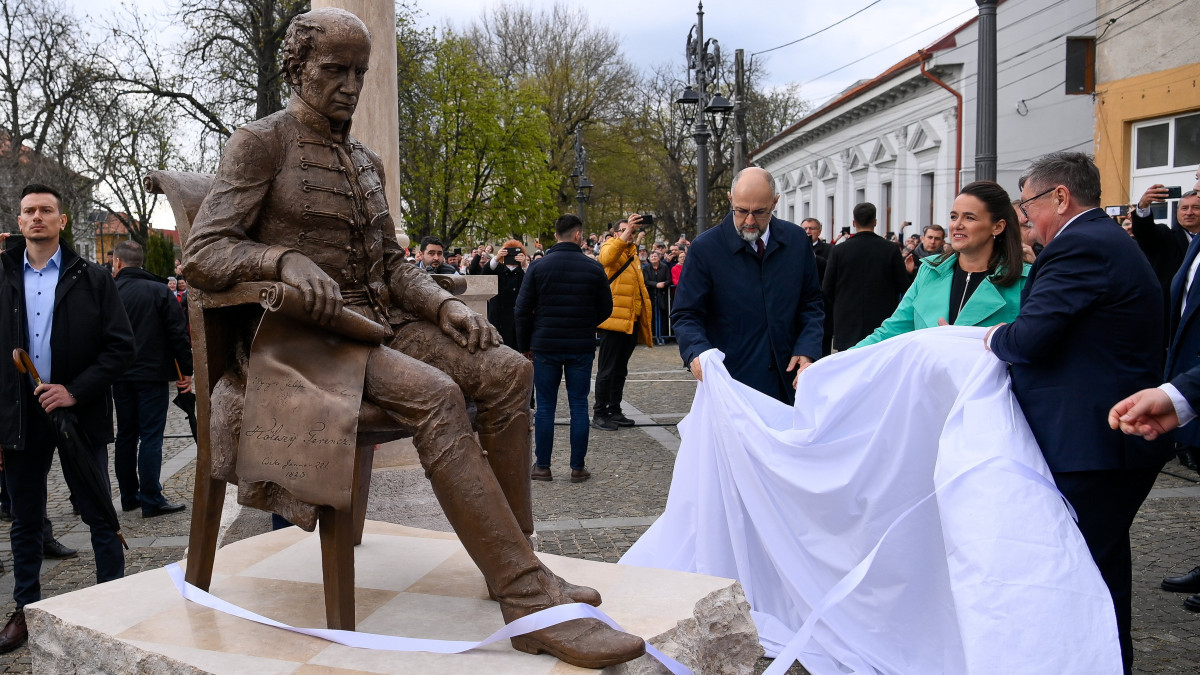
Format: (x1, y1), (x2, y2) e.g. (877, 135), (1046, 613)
(27, 521), (761, 674)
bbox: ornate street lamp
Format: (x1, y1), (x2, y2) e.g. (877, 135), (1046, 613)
(570, 127), (593, 226)
(676, 2), (735, 237)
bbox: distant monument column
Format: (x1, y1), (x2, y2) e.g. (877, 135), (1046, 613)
(312, 0), (403, 242)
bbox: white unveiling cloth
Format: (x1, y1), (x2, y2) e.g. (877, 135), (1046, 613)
(620, 326), (1121, 675)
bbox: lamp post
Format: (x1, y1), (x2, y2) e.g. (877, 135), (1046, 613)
(975, 0), (998, 182)
(570, 126), (593, 227)
(676, 2), (734, 238)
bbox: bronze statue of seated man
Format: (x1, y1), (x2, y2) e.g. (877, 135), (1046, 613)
(182, 8), (644, 669)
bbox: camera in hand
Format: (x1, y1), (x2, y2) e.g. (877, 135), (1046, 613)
(1166, 186), (1183, 200)
(638, 214), (655, 226)
(840, 226), (851, 235)
(504, 247), (521, 265)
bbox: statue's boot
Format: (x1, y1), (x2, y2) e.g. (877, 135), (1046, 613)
(479, 411), (601, 608)
(500, 564), (646, 668)
(426, 436), (643, 668)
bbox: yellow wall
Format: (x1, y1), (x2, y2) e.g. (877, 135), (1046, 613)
(1095, 63), (1200, 205)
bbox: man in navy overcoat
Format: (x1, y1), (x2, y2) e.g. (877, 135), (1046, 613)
(672, 167), (824, 405)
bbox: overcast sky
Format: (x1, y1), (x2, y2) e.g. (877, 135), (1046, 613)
(80, 0), (979, 108)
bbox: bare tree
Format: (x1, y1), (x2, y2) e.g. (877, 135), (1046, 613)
(99, 0), (307, 158)
(76, 93), (179, 246)
(0, 0), (98, 230)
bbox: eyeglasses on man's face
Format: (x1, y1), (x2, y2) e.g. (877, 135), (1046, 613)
(731, 207), (772, 222)
(1018, 187), (1056, 218)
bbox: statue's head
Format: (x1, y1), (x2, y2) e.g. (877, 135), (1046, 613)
(281, 8), (372, 124)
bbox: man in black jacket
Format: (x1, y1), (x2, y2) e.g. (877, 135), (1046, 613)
(822, 203), (911, 350)
(515, 214), (612, 482)
(111, 240), (193, 518)
(0, 184), (135, 652)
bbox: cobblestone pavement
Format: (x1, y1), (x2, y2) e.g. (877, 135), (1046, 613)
(2, 349), (1200, 674)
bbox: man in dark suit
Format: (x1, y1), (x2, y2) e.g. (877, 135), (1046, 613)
(1109, 190), (1200, 614)
(1130, 182), (1200, 469)
(673, 167), (824, 405)
(987, 152), (1172, 675)
(802, 217), (833, 357)
(821, 202), (910, 350)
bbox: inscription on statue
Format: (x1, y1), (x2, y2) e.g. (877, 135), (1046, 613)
(236, 313), (369, 510)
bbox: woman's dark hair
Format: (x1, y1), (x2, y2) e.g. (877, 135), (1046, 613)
(957, 180), (1024, 287)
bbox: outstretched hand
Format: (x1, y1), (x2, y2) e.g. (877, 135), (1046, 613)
(439, 301), (501, 353)
(1108, 388), (1179, 441)
(280, 252), (343, 325)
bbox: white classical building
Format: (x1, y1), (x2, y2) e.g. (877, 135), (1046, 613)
(752, 0), (1097, 241)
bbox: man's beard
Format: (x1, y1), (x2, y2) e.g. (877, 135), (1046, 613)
(738, 227), (760, 244)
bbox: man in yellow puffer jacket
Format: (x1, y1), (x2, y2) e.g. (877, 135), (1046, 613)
(593, 215), (653, 430)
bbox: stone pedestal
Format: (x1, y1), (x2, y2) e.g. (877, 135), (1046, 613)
(27, 522), (761, 674)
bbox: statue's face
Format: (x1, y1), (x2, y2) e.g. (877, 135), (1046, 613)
(296, 28), (371, 123)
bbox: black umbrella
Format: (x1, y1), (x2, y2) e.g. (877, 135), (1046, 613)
(12, 349), (128, 550)
(173, 362), (197, 441)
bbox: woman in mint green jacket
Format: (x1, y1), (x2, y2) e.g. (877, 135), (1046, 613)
(856, 181), (1029, 348)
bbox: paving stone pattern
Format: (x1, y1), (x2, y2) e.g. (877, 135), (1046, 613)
(1, 347), (1199, 674)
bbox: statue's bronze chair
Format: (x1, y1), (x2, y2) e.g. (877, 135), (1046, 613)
(144, 170), (463, 630)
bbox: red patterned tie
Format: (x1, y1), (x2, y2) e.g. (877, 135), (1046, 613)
(756, 238), (765, 260)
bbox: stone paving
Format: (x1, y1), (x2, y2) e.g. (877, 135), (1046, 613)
(1, 346), (1200, 674)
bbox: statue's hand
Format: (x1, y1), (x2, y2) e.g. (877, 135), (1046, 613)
(439, 301), (501, 353)
(280, 252), (343, 325)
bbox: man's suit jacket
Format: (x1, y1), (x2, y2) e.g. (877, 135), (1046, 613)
(811, 239), (832, 284)
(1164, 234), (1200, 447)
(991, 208), (1172, 471)
(672, 214), (824, 405)
(821, 230), (910, 350)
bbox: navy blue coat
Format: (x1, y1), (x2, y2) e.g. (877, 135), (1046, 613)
(990, 208), (1172, 471)
(114, 266), (193, 382)
(514, 241), (612, 354)
(672, 214), (824, 405)
(1164, 234), (1200, 446)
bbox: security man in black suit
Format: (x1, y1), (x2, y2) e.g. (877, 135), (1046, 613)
(821, 203), (911, 351)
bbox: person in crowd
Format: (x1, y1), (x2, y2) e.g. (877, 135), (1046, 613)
(801, 218), (831, 279)
(416, 235), (458, 274)
(1129, 177), (1200, 353)
(110, 240), (193, 518)
(642, 250), (672, 346)
(673, 167), (823, 405)
(854, 181), (1028, 348)
(529, 250), (544, 265)
(987, 152), (1171, 674)
(822, 202), (911, 350)
(470, 239), (527, 347)
(1120, 217), (1134, 238)
(671, 250), (686, 287)
(593, 216), (652, 430)
(515, 214), (612, 483)
(801, 217), (833, 356)
(0, 184), (135, 652)
(914, 225), (946, 262)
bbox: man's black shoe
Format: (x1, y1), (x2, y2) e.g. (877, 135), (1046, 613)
(43, 539), (77, 559)
(143, 502), (187, 519)
(591, 416), (618, 431)
(609, 412), (635, 427)
(0, 507), (11, 522)
(121, 501), (140, 512)
(1162, 566), (1200, 593)
(1185, 593), (1200, 612)
(0, 609), (26, 654)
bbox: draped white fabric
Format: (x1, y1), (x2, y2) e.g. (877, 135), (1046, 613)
(620, 326), (1122, 675)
